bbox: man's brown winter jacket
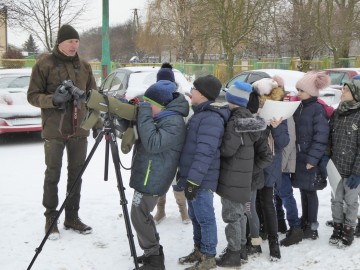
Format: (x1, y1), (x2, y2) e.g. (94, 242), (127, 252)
(28, 46), (97, 138)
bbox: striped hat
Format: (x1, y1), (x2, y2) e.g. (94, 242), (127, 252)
(226, 81), (252, 107)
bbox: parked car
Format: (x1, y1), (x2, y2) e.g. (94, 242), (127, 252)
(218, 69), (305, 102)
(99, 66), (193, 100)
(0, 68), (32, 91)
(324, 68), (360, 89)
(319, 88), (342, 109)
(219, 68), (341, 108)
(0, 69), (42, 134)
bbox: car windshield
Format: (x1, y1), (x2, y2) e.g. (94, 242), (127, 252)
(227, 73), (249, 88)
(327, 72), (349, 85)
(0, 76), (30, 89)
(126, 71), (158, 98)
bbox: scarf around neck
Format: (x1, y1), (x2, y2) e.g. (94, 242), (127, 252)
(337, 100), (360, 115)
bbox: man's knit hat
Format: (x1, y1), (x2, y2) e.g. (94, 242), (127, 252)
(344, 80), (360, 101)
(57, 25), (80, 44)
(193, 75), (222, 101)
(157, 62), (175, 82)
(296, 71), (330, 97)
(144, 80), (177, 107)
(226, 81), (252, 107)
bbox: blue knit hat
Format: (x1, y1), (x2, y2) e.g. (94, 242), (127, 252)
(226, 81), (252, 107)
(144, 80), (177, 107)
(156, 63), (175, 82)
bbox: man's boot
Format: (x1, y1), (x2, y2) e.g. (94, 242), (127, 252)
(64, 216), (92, 234)
(154, 195), (166, 224)
(173, 191), (190, 224)
(45, 215), (60, 240)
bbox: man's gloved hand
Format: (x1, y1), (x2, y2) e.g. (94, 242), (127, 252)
(347, 174), (360, 189)
(52, 85), (72, 108)
(185, 180), (200, 200)
(92, 128), (102, 139)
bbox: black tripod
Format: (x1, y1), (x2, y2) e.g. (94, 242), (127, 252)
(27, 116), (139, 270)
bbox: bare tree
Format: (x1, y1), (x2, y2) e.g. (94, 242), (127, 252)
(281, 0), (324, 71)
(202, 0), (269, 79)
(3, 0), (87, 52)
(315, 0), (360, 67)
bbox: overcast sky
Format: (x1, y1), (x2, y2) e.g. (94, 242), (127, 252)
(7, 0), (149, 49)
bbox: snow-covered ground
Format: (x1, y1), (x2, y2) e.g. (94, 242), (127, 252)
(1, 132), (360, 270)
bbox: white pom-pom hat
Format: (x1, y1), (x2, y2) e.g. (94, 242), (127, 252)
(252, 78), (278, 96)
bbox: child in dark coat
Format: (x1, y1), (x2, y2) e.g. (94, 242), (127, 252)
(215, 81), (268, 268)
(293, 71), (330, 240)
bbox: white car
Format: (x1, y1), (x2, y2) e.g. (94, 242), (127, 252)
(99, 66), (193, 100)
(0, 69), (42, 134)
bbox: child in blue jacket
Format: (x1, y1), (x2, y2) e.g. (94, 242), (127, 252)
(177, 75), (230, 270)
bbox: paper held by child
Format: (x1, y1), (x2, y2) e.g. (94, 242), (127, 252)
(326, 159), (342, 196)
(259, 100), (301, 121)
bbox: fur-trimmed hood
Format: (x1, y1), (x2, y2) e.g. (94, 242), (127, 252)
(234, 115), (267, 133)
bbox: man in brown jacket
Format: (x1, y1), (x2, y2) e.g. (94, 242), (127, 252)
(28, 25), (98, 240)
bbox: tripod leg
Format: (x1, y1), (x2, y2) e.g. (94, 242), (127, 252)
(27, 131), (105, 270)
(108, 133), (139, 270)
(104, 135), (110, 181)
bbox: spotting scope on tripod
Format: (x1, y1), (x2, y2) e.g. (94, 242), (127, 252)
(27, 90), (140, 270)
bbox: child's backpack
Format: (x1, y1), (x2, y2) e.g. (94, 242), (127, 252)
(317, 98), (334, 119)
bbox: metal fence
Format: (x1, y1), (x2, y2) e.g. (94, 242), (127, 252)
(2, 56), (360, 84)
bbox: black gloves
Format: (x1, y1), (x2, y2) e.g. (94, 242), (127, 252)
(52, 85), (72, 109)
(347, 174), (360, 189)
(92, 128), (102, 139)
(185, 180), (199, 200)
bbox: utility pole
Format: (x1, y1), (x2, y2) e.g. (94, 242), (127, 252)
(101, 0), (111, 80)
(131, 8), (140, 35)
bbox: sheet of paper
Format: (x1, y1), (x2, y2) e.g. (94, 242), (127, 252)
(326, 159), (342, 196)
(259, 100), (301, 121)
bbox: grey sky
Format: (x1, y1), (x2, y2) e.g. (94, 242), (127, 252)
(7, 0), (148, 49)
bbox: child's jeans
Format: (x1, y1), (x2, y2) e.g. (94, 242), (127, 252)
(188, 189), (217, 257)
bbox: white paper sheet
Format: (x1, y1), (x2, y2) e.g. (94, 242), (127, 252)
(326, 159), (342, 196)
(259, 100), (301, 121)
